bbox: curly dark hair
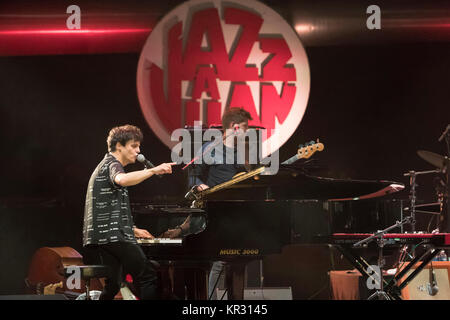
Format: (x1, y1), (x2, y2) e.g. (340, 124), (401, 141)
(221, 107), (252, 129)
(107, 124), (143, 152)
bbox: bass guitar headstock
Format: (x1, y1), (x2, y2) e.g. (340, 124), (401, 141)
(297, 139), (324, 159)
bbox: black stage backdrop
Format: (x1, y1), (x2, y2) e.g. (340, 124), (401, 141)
(0, 43), (448, 296)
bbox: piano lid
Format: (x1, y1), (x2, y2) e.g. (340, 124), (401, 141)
(202, 165), (405, 201)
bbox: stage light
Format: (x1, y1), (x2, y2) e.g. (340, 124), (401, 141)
(0, 28), (151, 35)
(294, 24), (316, 33)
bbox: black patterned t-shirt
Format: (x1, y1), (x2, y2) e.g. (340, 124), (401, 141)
(83, 153), (136, 246)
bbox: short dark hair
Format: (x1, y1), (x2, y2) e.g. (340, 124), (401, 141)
(221, 107), (252, 129)
(107, 124), (143, 152)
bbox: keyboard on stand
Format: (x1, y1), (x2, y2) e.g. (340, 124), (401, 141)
(329, 233), (450, 300)
(331, 233), (450, 247)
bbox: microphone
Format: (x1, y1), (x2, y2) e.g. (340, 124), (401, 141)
(137, 154), (162, 178)
(137, 154), (155, 168)
(427, 267), (439, 296)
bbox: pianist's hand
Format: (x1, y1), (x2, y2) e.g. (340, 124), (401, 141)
(196, 184), (209, 192)
(152, 162), (177, 175)
(161, 215), (191, 238)
(134, 227), (154, 239)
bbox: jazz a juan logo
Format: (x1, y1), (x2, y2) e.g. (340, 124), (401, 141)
(137, 0), (310, 158)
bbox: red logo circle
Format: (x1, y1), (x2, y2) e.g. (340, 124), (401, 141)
(137, 0), (310, 157)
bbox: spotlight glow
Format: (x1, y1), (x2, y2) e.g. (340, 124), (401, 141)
(295, 24), (315, 33)
(0, 28), (151, 35)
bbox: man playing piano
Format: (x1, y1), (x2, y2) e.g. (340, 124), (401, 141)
(82, 124), (175, 300)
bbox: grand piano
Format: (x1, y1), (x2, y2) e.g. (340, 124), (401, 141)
(133, 164), (406, 299)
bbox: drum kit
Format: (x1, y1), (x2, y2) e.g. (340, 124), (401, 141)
(354, 124), (450, 300)
(407, 151), (448, 232)
(407, 124), (450, 233)
(375, 124), (450, 238)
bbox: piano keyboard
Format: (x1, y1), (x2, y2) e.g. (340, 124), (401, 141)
(137, 238), (183, 245)
(331, 233), (450, 246)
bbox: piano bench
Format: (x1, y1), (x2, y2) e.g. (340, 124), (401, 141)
(64, 265), (110, 300)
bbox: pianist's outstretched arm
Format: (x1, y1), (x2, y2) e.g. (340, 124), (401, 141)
(114, 162), (175, 187)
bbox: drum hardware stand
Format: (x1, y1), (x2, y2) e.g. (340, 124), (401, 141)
(337, 149), (447, 300)
(353, 216), (413, 300)
(437, 124), (449, 233)
(403, 169), (442, 233)
(368, 240), (390, 300)
(438, 124), (450, 156)
(406, 202), (442, 215)
(428, 177), (446, 232)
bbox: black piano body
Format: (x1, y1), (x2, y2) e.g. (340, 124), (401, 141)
(134, 199), (405, 260)
(133, 166), (406, 299)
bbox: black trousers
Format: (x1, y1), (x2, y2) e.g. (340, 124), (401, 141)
(83, 242), (158, 300)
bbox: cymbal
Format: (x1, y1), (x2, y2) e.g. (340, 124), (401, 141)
(417, 150), (446, 169)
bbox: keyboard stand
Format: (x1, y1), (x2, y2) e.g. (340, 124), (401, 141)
(333, 243), (441, 300)
(333, 244), (400, 300)
(384, 245), (440, 296)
